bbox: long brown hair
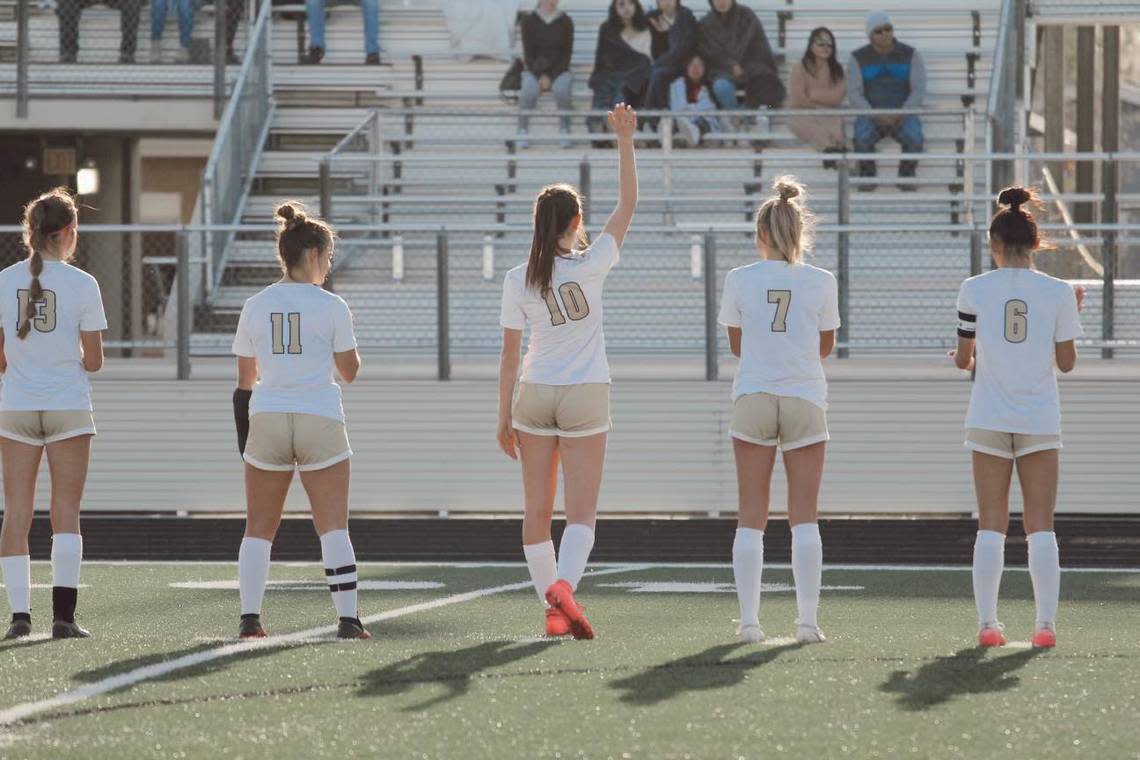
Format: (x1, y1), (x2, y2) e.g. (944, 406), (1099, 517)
(18, 187), (78, 340)
(755, 176), (813, 264)
(525, 184), (585, 295)
(989, 186), (1048, 261)
(275, 201), (335, 277)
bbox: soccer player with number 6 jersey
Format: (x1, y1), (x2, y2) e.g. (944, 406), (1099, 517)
(718, 177), (839, 646)
(952, 187), (1084, 649)
(0, 188), (107, 640)
(230, 203), (369, 640)
(496, 103), (639, 639)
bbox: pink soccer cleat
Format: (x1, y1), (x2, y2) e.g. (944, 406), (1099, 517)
(1031, 626), (1057, 649)
(977, 623), (1007, 648)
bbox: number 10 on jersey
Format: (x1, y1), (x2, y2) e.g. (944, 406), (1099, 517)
(271, 312), (302, 354)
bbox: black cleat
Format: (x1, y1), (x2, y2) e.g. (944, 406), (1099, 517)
(51, 620), (90, 639)
(238, 614), (267, 639)
(337, 617), (371, 640)
(4, 619), (31, 640)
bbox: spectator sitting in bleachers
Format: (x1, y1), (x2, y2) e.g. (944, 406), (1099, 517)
(587, 0), (653, 134)
(643, 0), (697, 130)
(669, 53), (722, 147)
(57, 0), (142, 63)
(847, 11), (926, 189)
(696, 0), (784, 126)
(303, 0), (381, 64)
(149, 0), (194, 63)
(786, 27), (846, 166)
(518, 0), (575, 143)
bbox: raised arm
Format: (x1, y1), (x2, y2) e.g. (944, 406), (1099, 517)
(601, 104), (639, 248)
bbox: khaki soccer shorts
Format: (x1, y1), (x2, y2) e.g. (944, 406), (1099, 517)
(730, 393), (829, 451)
(964, 428), (1061, 459)
(511, 383), (611, 437)
(244, 412), (352, 471)
(0, 410), (96, 445)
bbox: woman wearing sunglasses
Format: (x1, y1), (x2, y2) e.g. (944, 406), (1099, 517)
(786, 27), (846, 164)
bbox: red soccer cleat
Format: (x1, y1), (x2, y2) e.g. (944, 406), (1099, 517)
(1031, 627), (1056, 649)
(545, 579), (594, 640)
(977, 624), (1007, 648)
(545, 607), (572, 637)
(238, 615), (267, 639)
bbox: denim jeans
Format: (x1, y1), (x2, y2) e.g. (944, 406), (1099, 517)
(853, 115), (924, 177)
(151, 0), (195, 47)
(519, 71), (573, 131)
(306, 0), (379, 55)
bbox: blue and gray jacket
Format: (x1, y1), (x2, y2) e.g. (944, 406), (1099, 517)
(846, 41), (926, 110)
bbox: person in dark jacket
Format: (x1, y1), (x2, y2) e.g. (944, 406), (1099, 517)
(519, 0), (575, 137)
(643, 0), (698, 128)
(847, 11), (927, 185)
(697, 0), (784, 114)
(588, 0), (653, 133)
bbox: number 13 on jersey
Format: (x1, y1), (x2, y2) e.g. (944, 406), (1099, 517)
(270, 312), (302, 354)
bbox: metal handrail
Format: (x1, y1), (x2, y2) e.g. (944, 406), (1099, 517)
(200, 0), (274, 298)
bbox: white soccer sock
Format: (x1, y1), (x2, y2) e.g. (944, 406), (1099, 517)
(238, 537), (272, 617)
(1027, 531), (1060, 628)
(972, 530), (1005, 626)
(1, 555), (31, 616)
(523, 540), (558, 604)
(557, 523), (595, 591)
(791, 523), (823, 628)
(732, 528), (764, 627)
(51, 533), (83, 588)
(320, 529), (359, 619)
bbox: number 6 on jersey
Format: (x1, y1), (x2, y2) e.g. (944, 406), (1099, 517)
(270, 312), (302, 354)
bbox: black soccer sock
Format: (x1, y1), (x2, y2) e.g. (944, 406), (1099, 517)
(52, 586), (77, 623)
(11, 612), (31, 624)
(233, 388), (252, 456)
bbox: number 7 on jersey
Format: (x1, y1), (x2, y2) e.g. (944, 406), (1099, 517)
(768, 290), (791, 332)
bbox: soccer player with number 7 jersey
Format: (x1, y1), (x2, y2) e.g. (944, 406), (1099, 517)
(717, 177), (839, 646)
(496, 103), (639, 640)
(952, 187), (1084, 650)
(230, 203), (369, 641)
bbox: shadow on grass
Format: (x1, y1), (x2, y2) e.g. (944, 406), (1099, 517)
(610, 641), (804, 707)
(0, 635), (56, 652)
(356, 639), (558, 711)
(72, 639), (332, 690)
(880, 646), (1043, 711)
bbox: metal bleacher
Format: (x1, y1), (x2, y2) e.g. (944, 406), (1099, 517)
(189, 0), (1004, 357)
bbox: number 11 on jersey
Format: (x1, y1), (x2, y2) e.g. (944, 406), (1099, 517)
(270, 312), (302, 354)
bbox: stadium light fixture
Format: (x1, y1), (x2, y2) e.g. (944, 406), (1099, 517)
(76, 159), (100, 196)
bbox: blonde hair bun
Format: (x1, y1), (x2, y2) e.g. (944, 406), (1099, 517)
(773, 176), (804, 204)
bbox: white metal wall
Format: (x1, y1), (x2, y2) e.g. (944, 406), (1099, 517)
(6, 370), (1137, 515)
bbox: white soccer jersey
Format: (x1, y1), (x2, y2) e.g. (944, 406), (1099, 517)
(232, 282), (358, 422)
(956, 268), (1083, 435)
(499, 232), (620, 386)
(718, 260), (840, 408)
(0, 259), (108, 411)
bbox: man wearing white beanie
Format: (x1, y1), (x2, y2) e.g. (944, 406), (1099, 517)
(846, 11), (927, 189)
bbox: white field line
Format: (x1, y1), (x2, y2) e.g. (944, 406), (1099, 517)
(67, 561), (1140, 574)
(0, 564), (648, 728)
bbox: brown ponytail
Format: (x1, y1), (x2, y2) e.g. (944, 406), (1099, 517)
(18, 187), (77, 340)
(525, 184), (584, 295)
(989, 186), (1048, 261)
(275, 201), (335, 276)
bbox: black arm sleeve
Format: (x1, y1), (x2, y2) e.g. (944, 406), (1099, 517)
(233, 388), (252, 456)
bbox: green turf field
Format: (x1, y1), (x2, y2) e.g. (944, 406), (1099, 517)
(0, 562), (1137, 759)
